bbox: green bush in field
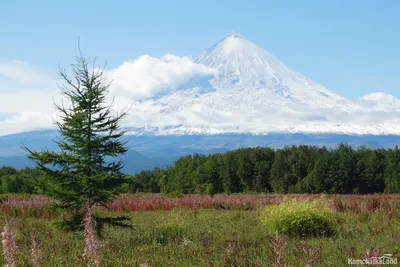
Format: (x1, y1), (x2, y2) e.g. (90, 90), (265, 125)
(152, 209), (190, 244)
(259, 198), (337, 238)
(154, 222), (185, 244)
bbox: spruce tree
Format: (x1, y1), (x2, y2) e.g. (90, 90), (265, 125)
(25, 55), (128, 211)
(384, 145), (400, 193)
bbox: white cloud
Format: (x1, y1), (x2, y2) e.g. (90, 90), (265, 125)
(358, 92), (400, 111)
(0, 60), (52, 85)
(0, 60), (63, 135)
(107, 54), (218, 100)
(0, 90), (61, 114)
(0, 112), (54, 136)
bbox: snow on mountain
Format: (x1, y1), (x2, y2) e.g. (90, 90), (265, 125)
(194, 33), (352, 110)
(118, 33), (400, 135)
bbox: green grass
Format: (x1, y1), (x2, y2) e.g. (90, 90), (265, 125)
(0, 200), (399, 266)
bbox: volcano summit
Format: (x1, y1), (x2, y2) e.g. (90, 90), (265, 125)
(119, 33), (400, 136)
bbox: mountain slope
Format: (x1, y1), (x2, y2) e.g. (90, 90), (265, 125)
(194, 33), (351, 110)
(122, 33), (399, 135)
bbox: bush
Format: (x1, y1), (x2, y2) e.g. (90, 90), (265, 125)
(152, 209), (189, 244)
(154, 222), (185, 244)
(259, 198), (337, 238)
(167, 192), (183, 199)
(194, 183), (214, 195)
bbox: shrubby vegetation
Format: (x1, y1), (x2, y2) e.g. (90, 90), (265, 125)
(0, 166), (40, 194)
(259, 198), (337, 237)
(2, 144), (400, 195)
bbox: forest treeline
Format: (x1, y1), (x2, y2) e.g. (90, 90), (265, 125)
(126, 144), (400, 195)
(1, 144), (400, 195)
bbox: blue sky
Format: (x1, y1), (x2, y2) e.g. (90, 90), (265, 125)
(1, 0), (400, 99)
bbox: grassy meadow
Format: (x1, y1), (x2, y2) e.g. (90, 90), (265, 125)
(0, 194), (399, 266)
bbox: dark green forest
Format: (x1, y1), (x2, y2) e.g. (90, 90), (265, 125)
(2, 144), (399, 195)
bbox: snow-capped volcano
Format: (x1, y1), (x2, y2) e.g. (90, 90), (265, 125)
(119, 33), (400, 136)
(194, 33), (353, 110)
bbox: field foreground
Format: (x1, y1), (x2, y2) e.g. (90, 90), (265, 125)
(0, 194), (399, 266)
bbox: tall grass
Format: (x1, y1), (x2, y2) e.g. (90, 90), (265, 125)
(2, 193), (400, 215)
(0, 193), (399, 265)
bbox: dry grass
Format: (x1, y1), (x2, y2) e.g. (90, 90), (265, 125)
(30, 235), (42, 267)
(2, 194), (400, 215)
(1, 221), (18, 267)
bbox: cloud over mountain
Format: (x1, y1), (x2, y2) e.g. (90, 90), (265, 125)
(358, 92), (400, 112)
(107, 54), (219, 100)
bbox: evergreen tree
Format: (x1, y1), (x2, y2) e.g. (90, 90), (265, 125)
(356, 148), (385, 193)
(0, 166), (17, 177)
(126, 168), (161, 193)
(236, 149), (254, 191)
(220, 152), (240, 193)
(384, 146), (400, 193)
(306, 149), (331, 193)
(252, 147), (274, 192)
(270, 147), (293, 193)
(25, 55), (128, 211)
(203, 155), (222, 194)
(328, 144), (357, 193)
